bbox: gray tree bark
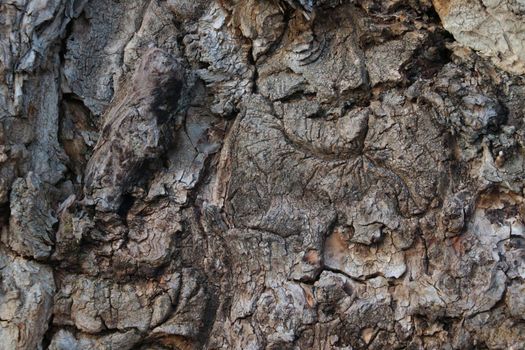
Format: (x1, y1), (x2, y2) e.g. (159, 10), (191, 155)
(0, 0), (525, 349)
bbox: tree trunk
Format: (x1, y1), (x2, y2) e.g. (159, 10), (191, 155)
(1, 0), (524, 349)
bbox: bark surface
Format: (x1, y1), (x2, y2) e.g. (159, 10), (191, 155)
(1, 0), (525, 349)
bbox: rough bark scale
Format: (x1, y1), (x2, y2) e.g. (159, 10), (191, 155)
(0, 0), (524, 349)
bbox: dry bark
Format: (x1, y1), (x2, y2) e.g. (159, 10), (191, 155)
(0, 0), (525, 349)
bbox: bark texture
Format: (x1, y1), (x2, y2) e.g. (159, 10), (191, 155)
(1, 0), (525, 349)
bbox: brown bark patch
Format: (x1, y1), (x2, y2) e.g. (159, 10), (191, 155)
(432, 0), (452, 17)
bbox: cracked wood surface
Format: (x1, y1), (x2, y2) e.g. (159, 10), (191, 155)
(0, 0), (525, 349)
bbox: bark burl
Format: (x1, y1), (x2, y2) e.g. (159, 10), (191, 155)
(0, 0), (525, 349)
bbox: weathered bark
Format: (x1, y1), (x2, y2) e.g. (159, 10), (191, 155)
(0, 0), (525, 349)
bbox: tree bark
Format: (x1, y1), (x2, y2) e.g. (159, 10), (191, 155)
(0, 0), (524, 349)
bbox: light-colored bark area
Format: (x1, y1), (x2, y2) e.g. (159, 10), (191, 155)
(0, 0), (524, 349)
